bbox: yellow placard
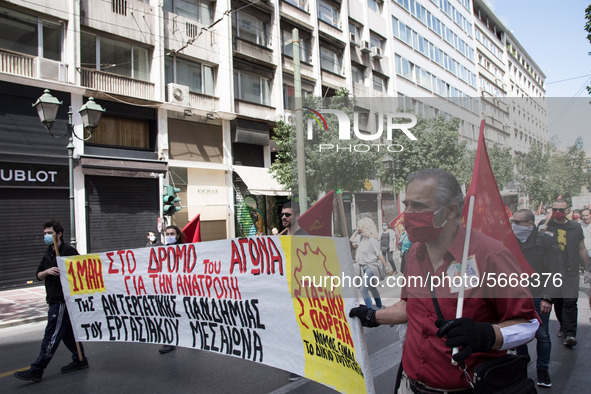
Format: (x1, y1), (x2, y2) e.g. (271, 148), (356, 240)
(64, 254), (106, 295)
(282, 236), (366, 394)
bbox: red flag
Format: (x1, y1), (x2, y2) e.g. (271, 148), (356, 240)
(182, 214), (201, 243)
(505, 205), (513, 219)
(535, 201), (543, 216)
(389, 212), (405, 246)
(462, 120), (534, 275)
(298, 191), (335, 236)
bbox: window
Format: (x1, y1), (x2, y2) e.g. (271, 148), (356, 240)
(318, 1), (340, 28)
(234, 71), (271, 105)
(370, 34), (384, 50)
(349, 21), (361, 42)
(81, 32), (151, 81)
(368, 0), (382, 13)
(372, 74), (386, 92)
(0, 6), (62, 61)
(234, 10), (269, 47)
(88, 116), (150, 149)
(163, 0), (213, 25)
(282, 30), (311, 63)
(284, 0), (307, 11)
(320, 46), (342, 75)
(352, 65), (365, 84)
(165, 56), (215, 95)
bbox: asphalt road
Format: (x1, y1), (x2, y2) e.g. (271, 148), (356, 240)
(2, 288), (591, 393)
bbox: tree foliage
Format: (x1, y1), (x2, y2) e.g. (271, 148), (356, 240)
(515, 137), (590, 207)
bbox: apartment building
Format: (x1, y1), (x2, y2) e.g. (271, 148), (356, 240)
(0, 0), (546, 288)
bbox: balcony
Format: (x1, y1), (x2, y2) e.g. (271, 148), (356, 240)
(0, 49), (69, 83)
(234, 100), (276, 121)
(79, 68), (155, 100)
(189, 92), (220, 111)
(233, 38), (274, 66)
(0, 49), (35, 78)
(280, 1), (313, 29)
(282, 57), (315, 80)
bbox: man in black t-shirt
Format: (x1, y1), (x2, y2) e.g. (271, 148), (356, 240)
(540, 199), (590, 347)
(15, 220), (88, 383)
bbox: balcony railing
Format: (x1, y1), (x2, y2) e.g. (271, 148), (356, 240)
(79, 68), (155, 100)
(0, 49), (35, 78)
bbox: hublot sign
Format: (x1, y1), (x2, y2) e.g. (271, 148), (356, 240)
(0, 162), (69, 188)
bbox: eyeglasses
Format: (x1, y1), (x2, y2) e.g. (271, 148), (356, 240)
(552, 208), (566, 213)
(281, 213), (292, 218)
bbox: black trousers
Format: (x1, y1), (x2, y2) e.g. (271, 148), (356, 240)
(31, 302), (85, 373)
(554, 272), (579, 338)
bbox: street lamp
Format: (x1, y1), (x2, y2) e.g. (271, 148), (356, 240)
(382, 155), (402, 215)
(33, 89), (106, 249)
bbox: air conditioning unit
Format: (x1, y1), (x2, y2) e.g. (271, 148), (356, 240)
(350, 33), (359, 46)
(360, 41), (371, 53)
(39, 58), (67, 82)
(167, 83), (190, 106)
(371, 47), (383, 59)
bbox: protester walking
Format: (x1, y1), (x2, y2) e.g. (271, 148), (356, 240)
(350, 217), (392, 310)
(158, 225), (183, 354)
(350, 169), (539, 392)
(14, 219), (88, 383)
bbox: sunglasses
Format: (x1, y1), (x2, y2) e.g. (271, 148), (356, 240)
(552, 208), (566, 213)
(281, 213), (292, 218)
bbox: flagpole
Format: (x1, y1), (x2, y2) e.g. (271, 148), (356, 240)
(452, 195), (475, 365)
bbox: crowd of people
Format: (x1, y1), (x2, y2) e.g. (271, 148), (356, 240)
(14, 168), (591, 393)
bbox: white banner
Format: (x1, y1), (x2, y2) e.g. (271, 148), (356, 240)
(57, 236), (373, 394)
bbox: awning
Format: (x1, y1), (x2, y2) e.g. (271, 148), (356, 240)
(233, 165), (290, 196)
(80, 156), (167, 178)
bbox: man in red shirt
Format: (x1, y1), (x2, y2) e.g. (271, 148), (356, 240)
(350, 169), (539, 392)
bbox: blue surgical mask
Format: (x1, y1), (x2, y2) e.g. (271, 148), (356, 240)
(165, 235), (177, 245)
(512, 223), (533, 243)
(44, 234), (54, 246)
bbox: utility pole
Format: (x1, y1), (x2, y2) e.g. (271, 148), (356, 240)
(293, 28), (307, 213)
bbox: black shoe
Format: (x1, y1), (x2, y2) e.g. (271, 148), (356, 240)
(564, 336), (577, 347)
(61, 359), (89, 373)
(14, 369), (42, 382)
(159, 345), (176, 354)
(288, 373), (302, 382)
(537, 368), (552, 387)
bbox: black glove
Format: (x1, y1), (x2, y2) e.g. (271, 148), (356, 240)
(349, 305), (379, 328)
(435, 317), (496, 362)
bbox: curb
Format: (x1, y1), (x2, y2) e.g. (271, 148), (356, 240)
(0, 316), (46, 330)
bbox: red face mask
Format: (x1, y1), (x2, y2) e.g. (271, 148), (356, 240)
(552, 210), (566, 220)
(404, 210), (446, 243)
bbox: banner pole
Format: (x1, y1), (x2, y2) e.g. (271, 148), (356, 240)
(53, 234), (84, 362)
(452, 195), (475, 365)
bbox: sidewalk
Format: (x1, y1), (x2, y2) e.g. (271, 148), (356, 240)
(0, 286), (47, 329)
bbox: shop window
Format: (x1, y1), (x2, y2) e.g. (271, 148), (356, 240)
(0, 6), (62, 61)
(165, 56), (215, 95)
(88, 116), (150, 149)
(80, 32), (151, 81)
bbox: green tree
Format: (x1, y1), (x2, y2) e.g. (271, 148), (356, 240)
(270, 89), (383, 198)
(386, 116), (469, 192)
(547, 137), (589, 203)
(515, 142), (551, 207)
(462, 143), (514, 190)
